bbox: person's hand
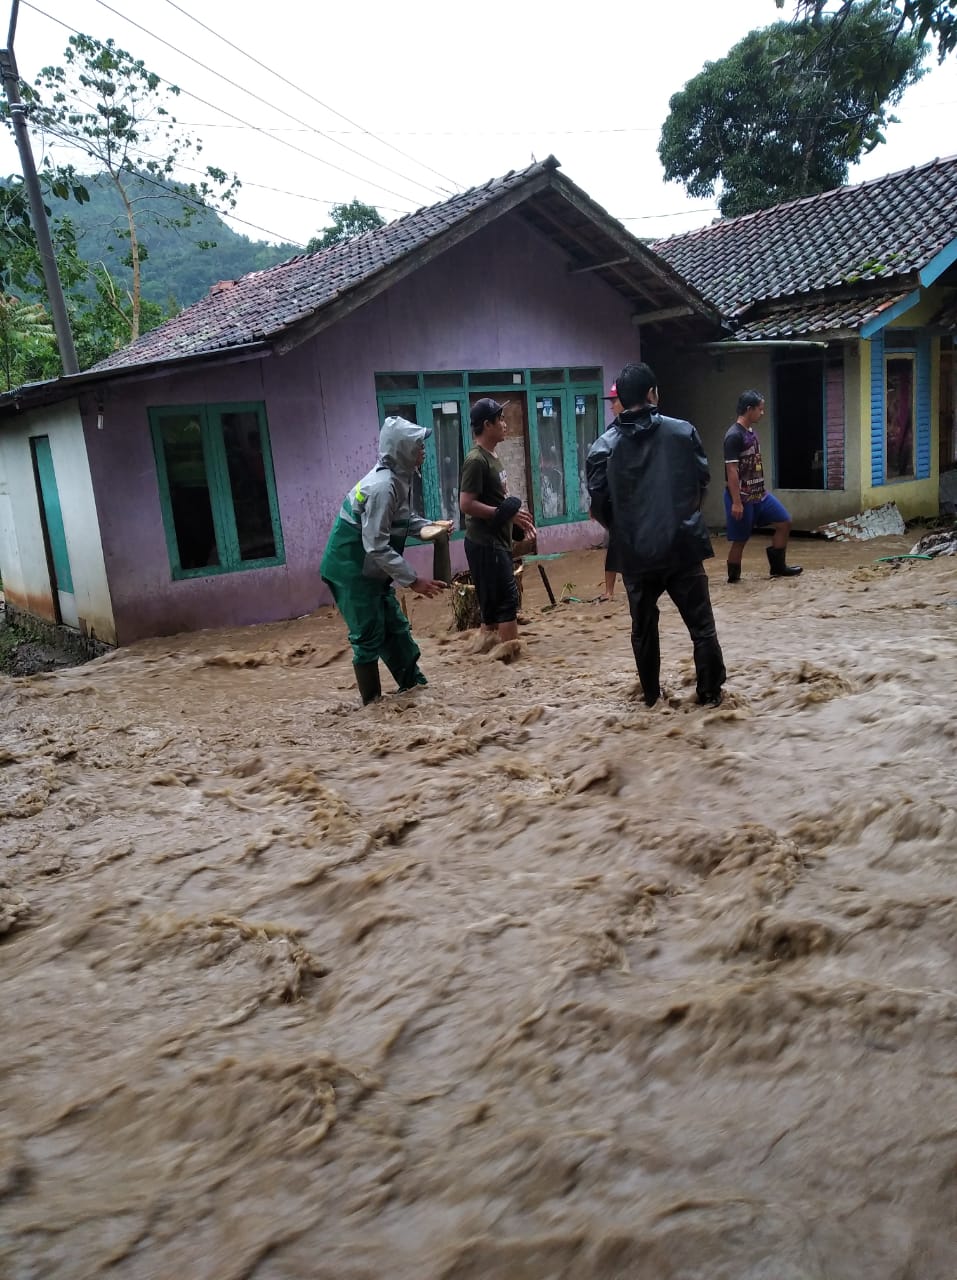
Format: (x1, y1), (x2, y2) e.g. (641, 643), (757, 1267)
(410, 577), (447, 598)
(731, 501), (744, 520)
(514, 508), (536, 535)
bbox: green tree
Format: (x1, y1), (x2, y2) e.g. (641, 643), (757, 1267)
(69, 264), (170, 367)
(307, 199), (384, 252)
(0, 174), (170, 376)
(779, 0), (957, 62)
(0, 169), (89, 296)
(658, 2), (927, 217)
(0, 294), (56, 390)
(17, 33), (240, 341)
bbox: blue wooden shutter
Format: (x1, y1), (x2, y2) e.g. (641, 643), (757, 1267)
(869, 333), (885, 486)
(915, 332), (932, 480)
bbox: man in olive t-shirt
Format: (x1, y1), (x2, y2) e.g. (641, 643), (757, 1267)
(459, 398), (536, 643)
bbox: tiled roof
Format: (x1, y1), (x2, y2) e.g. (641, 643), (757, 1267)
(91, 160), (559, 374)
(86, 155), (709, 378)
(653, 155), (957, 319)
(731, 290), (911, 340)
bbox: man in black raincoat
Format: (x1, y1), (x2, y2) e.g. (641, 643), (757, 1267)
(586, 362), (726, 708)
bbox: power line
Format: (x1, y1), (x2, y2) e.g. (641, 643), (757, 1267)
(619, 207), (719, 221)
(89, 160), (307, 247)
(91, 0), (448, 202)
(109, 142), (409, 219)
(21, 2), (429, 207)
(158, 0), (464, 193)
(173, 121), (663, 136)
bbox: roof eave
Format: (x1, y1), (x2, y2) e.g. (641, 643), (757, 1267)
(0, 339), (272, 419)
(270, 165), (561, 356)
(272, 163), (721, 355)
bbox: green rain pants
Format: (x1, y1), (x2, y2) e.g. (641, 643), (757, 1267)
(320, 516), (422, 683)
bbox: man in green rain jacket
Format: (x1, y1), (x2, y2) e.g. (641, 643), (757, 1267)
(321, 416), (449, 704)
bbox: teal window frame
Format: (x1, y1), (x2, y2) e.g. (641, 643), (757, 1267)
(377, 388), (470, 530)
(375, 369), (604, 531)
(527, 382), (602, 526)
(150, 401), (285, 579)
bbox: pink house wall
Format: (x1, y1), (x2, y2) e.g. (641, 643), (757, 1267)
(84, 212), (639, 643)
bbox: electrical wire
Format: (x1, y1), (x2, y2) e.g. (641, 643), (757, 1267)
(91, 0), (449, 201)
(158, 0), (463, 191)
(115, 142), (408, 219)
(620, 207), (719, 221)
(20, 1), (429, 207)
(70, 161), (307, 245)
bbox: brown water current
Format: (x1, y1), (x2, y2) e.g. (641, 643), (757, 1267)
(2, 537), (957, 1279)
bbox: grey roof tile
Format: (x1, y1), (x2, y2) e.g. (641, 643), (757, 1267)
(91, 161), (554, 374)
(731, 290), (912, 339)
(652, 155), (957, 319)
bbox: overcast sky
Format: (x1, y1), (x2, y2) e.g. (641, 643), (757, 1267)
(2, 0), (956, 248)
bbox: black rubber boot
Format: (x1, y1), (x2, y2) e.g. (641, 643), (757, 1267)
(354, 662), (382, 705)
(727, 561), (741, 584)
(767, 546), (802, 577)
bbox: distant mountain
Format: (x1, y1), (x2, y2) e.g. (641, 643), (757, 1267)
(5, 171), (301, 310)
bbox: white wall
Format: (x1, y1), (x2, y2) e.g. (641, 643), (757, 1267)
(0, 399), (116, 644)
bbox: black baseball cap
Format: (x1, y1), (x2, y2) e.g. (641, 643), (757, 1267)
(470, 397), (510, 430)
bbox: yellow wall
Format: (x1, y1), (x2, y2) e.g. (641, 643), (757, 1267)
(655, 344), (868, 528)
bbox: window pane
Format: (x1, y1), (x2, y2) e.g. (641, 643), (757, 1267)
(221, 411), (277, 561)
(885, 356), (914, 480)
(531, 368), (564, 384)
(375, 372), (419, 391)
(423, 371), (464, 388)
(570, 367), (601, 382)
(536, 396), (566, 518)
(574, 393), (600, 513)
(159, 414), (219, 570)
(431, 400), (465, 528)
(470, 370), (521, 386)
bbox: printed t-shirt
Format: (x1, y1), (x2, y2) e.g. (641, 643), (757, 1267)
(723, 423), (766, 503)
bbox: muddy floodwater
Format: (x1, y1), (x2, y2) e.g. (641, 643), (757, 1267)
(2, 537), (957, 1279)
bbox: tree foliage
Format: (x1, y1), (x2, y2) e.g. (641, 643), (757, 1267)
(658, 2), (928, 217)
(0, 293), (55, 391)
(1, 168), (296, 382)
(307, 199), (384, 252)
(15, 33), (241, 341)
(779, 0), (957, 62)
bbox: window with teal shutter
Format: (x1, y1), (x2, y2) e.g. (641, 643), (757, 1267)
(150, 402), (285, 579)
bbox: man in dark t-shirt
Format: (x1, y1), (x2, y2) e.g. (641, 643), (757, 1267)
(724, 390), (802, 582)
(459, 398), (536, 645)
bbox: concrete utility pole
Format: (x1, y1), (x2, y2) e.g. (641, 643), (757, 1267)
(0, 0), (78, 375)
